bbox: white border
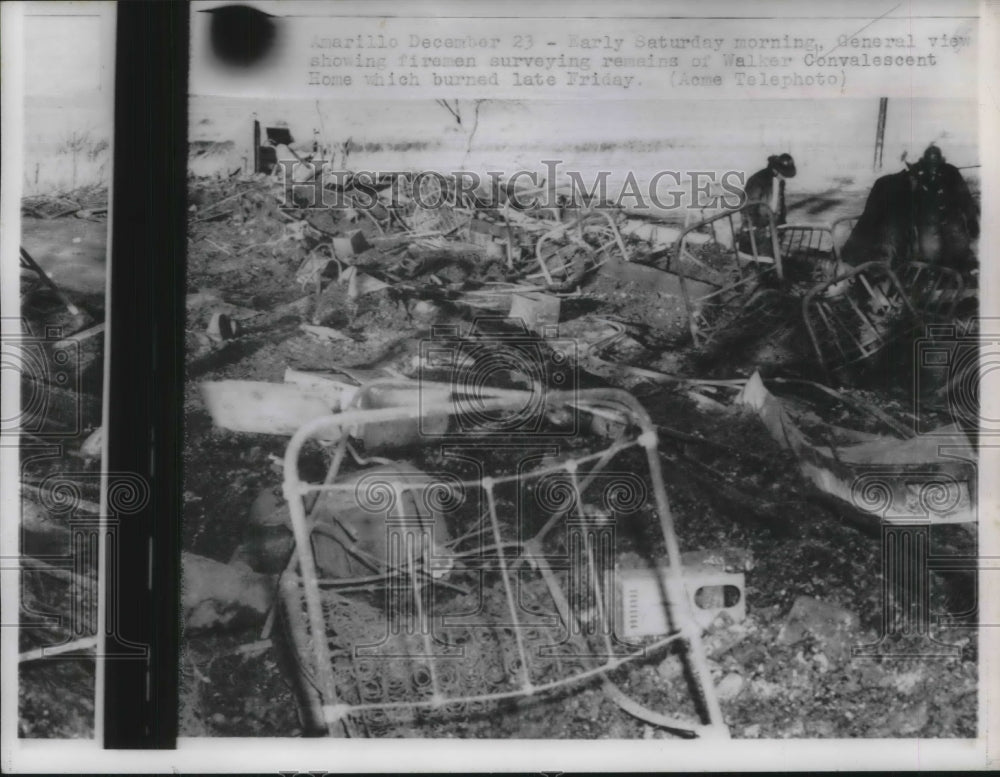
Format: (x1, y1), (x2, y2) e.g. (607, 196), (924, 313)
(975, 0), (999, 770)
(0, 2), (27, 766)
(2, 0), (998, 771)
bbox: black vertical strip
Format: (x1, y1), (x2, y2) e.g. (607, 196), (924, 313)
(104, 2), (188, 748)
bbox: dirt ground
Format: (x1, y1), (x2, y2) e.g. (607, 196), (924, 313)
(13, 177), (978, 741)
(177, 176), (978, 739)
(18, 200), (108, 739)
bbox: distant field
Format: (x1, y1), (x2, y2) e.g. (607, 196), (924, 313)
(22, 95), (978, 214)
(23, 98), (112, 196)
(184, 96), (978, 226)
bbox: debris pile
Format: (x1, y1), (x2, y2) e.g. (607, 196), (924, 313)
(17, 185), (110, 738)
(178, 166), (979, 739)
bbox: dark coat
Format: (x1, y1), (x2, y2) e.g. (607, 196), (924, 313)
(744, 168), (787, 227)
(743, 154), (796, 227)
(841, 161), (979, 272)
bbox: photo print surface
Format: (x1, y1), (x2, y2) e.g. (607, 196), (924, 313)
(177, 0), (990, 758)
(9, 1), (115, 742)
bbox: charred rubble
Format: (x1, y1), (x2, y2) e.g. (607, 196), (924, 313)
(17, 188), (108, 738)
(15, 152), (980, 738)
(176, 155), (979, 739)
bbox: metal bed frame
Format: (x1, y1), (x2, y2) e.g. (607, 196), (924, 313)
(277, 383), (730, 738)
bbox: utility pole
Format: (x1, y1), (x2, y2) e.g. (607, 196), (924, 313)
(873, 97), (888, 171)
(253, 118), (261, 173)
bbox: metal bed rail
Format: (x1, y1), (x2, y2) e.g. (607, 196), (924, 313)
(279, 383), (730, 738)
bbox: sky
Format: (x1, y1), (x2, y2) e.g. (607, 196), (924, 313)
(23, 3), (111, 98)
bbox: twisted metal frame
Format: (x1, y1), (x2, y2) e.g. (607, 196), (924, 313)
(278, 383), (729, 738)
(802, 261), (917, 381)
(534, 209), (629, 287)
(803, 259), (965, 382)
(776, 224), (838, 284)
(673, 202), (784, 347)
(19, 246), (81, 317)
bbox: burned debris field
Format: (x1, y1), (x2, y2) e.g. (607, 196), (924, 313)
(7, 2), (988, 761)
(176, 161), (979, 739)
(18, 188), (108, 738)
(14, 162), (980, 740)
